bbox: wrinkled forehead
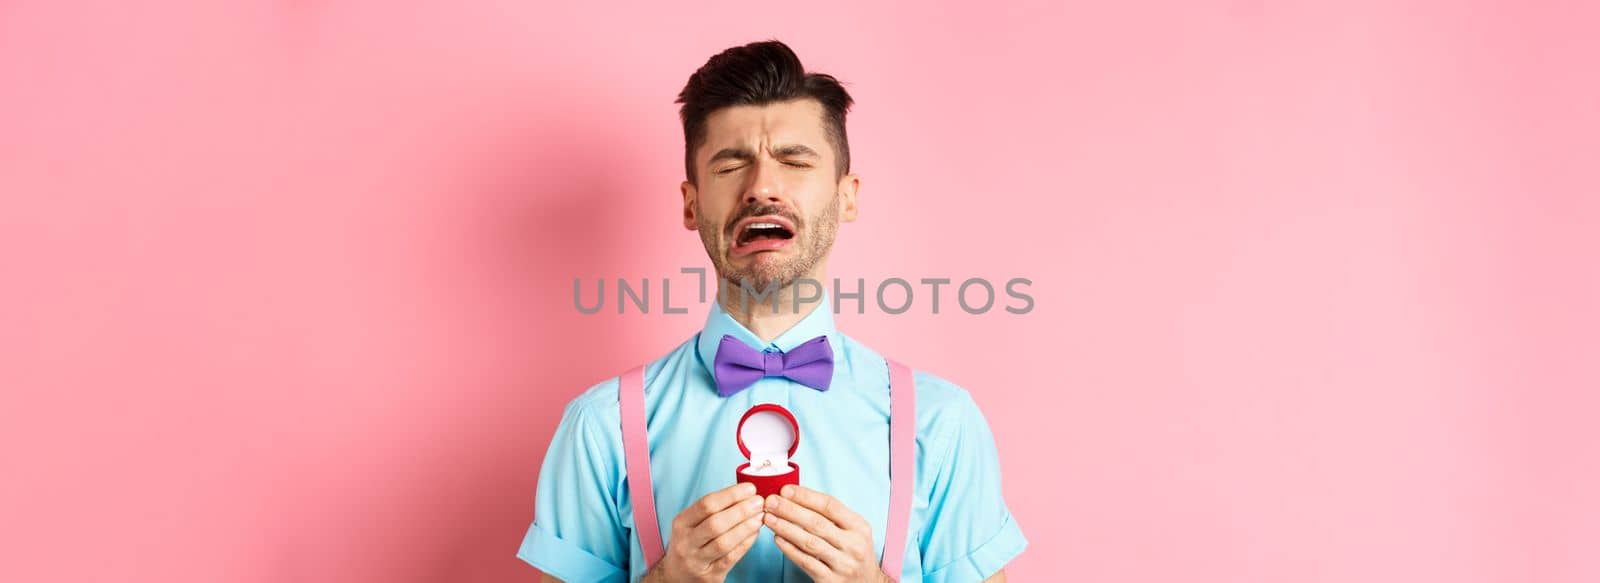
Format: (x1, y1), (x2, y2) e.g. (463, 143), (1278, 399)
(697, 98), (833, 162)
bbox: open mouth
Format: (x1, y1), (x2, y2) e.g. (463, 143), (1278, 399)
(731, 215), (797, 257)
(737, 222), (794, 246)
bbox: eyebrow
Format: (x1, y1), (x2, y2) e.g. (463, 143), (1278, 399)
(707, 143), (822, 166)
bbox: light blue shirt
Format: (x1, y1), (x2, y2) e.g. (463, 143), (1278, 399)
(517, 294), (1026, 582)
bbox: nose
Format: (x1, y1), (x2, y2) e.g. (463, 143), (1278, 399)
(742, 159), (784, 205)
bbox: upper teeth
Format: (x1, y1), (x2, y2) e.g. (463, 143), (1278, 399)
(749, 223), (781, 229)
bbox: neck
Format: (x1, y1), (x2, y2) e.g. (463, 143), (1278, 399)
(716, 276), (826, 343)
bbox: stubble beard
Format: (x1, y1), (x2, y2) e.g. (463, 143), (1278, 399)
(697, 193), (840, 298)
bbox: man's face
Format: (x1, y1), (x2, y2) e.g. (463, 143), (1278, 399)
(682, 98), (859, 293)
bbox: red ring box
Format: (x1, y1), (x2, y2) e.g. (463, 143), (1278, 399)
(735, 403), (800, 498)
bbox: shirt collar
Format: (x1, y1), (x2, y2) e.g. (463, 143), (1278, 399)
(696, 292), (841, 380)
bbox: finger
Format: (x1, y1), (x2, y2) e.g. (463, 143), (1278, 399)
(704, 513), (763, 569)
(676, 482), (757, 530)
(765, 511), (845, 570)
(773, 532), (835, 578)
(766, 493), (849, 549)
(689, 494), (765, 548)
(782, 485), (869, 532)
(710, 528), (760, 573)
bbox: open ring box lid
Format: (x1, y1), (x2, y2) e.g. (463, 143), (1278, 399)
(737, 403), (799, 477)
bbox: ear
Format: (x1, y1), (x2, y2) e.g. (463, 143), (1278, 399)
(837, 172), (860, 222)
(681, 180), (699, 230)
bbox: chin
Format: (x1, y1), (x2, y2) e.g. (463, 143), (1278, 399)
(721, 267), (792, 294)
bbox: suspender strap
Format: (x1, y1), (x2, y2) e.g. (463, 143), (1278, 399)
(881, 359), (916, 581)
(619, 365), (667, 567)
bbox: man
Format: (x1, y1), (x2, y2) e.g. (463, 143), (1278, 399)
(518, 40), (1025, 582)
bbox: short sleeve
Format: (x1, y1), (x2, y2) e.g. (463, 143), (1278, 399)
(517, 389), (630, 583)
(920, 391), (1028, 583)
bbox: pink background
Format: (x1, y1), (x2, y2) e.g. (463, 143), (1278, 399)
(3, 1), (1597, 581)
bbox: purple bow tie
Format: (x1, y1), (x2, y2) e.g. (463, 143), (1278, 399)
(712, 334), (834, 397)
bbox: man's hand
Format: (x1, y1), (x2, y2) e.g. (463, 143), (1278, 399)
(642, 482), (766, 583)
(763, 485), (893, 583)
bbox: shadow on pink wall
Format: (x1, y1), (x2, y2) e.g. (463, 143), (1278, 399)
(262, 114), (655, 582)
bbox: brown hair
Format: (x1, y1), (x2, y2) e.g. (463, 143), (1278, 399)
(675, 40), (855, 186)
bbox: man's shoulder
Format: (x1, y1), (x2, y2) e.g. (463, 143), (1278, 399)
(560, 333), (702, 415)
(906, 368), (989, 448)
(835, 333), (982, 422)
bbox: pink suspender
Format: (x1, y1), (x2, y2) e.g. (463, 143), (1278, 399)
(619, 359), (918, 581)
(880, 359), (916, 580)
(619, 365), (667, 566)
